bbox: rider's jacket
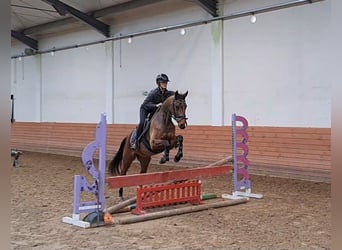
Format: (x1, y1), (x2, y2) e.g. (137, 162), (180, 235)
(140, 87), (175, 112)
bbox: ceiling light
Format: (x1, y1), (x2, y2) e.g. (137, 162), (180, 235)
(250, 14), (257, 24)
(180, 28), (186, 35)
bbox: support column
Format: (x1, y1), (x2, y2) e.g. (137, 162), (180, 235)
(105, 40), (114, 123)
(210, 19), (224, 126)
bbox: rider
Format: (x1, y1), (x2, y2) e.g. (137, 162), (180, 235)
(132, 73), (175, 149)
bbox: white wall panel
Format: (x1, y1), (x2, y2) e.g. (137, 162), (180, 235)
(224, 2), (331, 127)
(11, 57), (41, 122)
(41, 43), (108, 123)
(112, 24), (212, 125)
(38, 29), (104, 51)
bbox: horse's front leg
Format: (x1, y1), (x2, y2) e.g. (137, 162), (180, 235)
(174, 135), (183, 162)
(159, 142), (170, 164)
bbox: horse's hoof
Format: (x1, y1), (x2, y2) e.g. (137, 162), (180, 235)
(174, 155), (182, 162)
(174, 153), (183, 162)
(159, 157), (169, 164)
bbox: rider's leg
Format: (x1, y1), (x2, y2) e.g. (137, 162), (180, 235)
(136, 108), (148, 141)
(132, 108), (148, 149)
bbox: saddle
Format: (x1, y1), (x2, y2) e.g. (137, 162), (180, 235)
(130, 106), (162, 150)
(130, 115), (152, 149)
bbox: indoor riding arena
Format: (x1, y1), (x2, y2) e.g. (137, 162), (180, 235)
(10, 0), (331, 249)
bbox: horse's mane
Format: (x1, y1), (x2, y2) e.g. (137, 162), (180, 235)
(161, 95), (175, 109)
(157, 95), (175, 123)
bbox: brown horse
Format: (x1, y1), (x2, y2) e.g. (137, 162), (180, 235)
(108, 90), (188, 199)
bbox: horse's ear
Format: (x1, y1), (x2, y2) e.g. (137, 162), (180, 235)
(184, 91), (188, 98)
(175, 90), (179, 97)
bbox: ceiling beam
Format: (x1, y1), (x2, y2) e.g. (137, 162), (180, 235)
(41, 0), (110, 37)
(93, 0), (168, 17)
(11, 30), (38, 50)
(12, 0), (325, 59)
(23, 0), (167, 36)
(51, 3), (67, 16)
(195, 0), (218, 17)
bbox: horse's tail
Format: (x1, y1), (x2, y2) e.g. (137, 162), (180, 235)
(108, 137), (126, 176)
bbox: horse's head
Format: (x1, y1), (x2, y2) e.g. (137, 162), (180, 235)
(172, 90), (188, 129)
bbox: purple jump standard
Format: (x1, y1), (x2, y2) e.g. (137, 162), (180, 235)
(62, 113), (107, 228)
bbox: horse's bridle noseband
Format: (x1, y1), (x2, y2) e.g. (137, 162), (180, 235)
(172, 114), (188, 123)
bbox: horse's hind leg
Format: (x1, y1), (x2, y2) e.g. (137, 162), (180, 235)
(119, 149), (136, 200)
(174, 135), (184, 162)
(137, 155), (151, 174)
(119, 187), (124, 200)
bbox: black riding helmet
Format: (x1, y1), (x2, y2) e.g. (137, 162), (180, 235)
(156, 73), (170, 85)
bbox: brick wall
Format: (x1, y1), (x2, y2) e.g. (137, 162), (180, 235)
(11, 122), (331, 183)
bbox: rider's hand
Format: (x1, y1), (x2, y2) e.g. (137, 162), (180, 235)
(156, 103), (162, 107)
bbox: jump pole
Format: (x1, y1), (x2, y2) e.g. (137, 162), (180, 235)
(62, 113), (107, 228)
(106, 165), (233, 189)
(104, 197), (136, 214)
(114, 198), (248, 225)
(103, 157), (231, 214)
(106, 193), (218, 214)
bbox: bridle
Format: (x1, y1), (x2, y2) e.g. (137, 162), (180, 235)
(171, 99), (188, 125)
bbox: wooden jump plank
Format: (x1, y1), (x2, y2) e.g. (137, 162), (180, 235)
(106, 165), (233, 189)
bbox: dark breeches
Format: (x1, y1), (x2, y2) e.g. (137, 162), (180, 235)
(136, 107), (149, 139)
